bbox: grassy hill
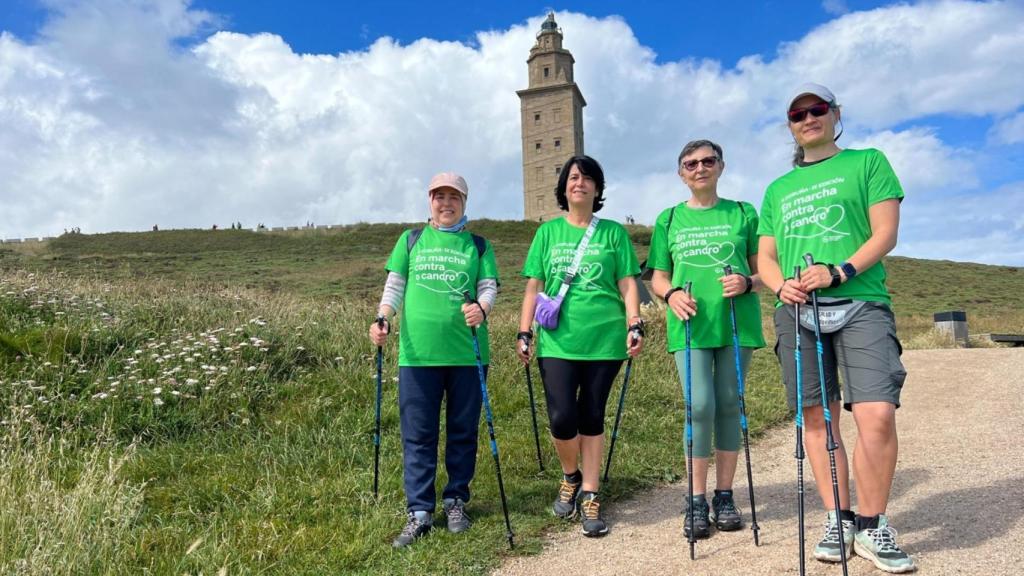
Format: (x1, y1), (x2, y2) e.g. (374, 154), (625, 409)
(0, 222), (1020, 574)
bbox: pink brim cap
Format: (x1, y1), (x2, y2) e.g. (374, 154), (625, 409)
(428, 172), (469, 198)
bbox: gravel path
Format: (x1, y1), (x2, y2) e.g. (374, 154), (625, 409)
(494, 348), (1024, 575)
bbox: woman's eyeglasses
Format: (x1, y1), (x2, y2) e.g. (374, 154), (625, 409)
(681, 156), (720, 171)
(787, 102), (832, 123)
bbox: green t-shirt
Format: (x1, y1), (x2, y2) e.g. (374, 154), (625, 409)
(758, 148), (904, 305)
(648, 199), (766, 351)
(385, 226), (499, 367)
(522, 217), (640, 360)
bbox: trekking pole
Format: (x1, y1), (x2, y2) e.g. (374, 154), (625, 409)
(801, 254), (848, 576)
(603, 331), (639, 483)
(793, 266), (807, 576)
(373, 315), (384, 499)
(464, 292), (515, 549)
(524, 360), (544, 472)
(681, 281), (696, 560)
(724, 265), (760, 546)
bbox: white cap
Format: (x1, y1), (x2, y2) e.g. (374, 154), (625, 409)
(787, 82), (837, 112)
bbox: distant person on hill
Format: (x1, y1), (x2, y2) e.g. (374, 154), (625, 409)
(516, 155), (644, 538)
(759, 83), (913, 573)
(648, 139), (765, 539)
(368, 171), (499, 548)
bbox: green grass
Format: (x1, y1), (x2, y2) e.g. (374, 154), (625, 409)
(0, 223), (1021, 574)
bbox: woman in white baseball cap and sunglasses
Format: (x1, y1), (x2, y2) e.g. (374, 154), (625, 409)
(757, 84), (915, 573)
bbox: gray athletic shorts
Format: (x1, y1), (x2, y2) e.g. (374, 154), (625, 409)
(774, 301), (907, 411)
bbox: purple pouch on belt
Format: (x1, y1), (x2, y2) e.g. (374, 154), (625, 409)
(534, 292), (564, 330)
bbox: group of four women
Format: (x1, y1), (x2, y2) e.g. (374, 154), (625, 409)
(368, 84), (915, 573)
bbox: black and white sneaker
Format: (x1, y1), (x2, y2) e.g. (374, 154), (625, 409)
(711, 490), (743, 531)
(392, 511), (432, 548)
(683, 495), (711, 539)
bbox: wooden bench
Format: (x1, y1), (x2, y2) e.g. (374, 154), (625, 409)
(988, 334), (1024, 347)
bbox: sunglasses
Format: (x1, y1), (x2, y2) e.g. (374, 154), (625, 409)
(787, 102), (833, 123)
(681, 156), (720, 171)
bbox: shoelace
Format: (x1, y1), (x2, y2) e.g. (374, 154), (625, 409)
(820, 518), (854, 543)
(447, 503), (465, 523)
(580, 496), (600, 520)
(686, 501), (709, 521)
(867, 525), (903, 553)
(401, 515), (424, 537)
(557, 478), (579, 503)
(716, 498), (740, 516)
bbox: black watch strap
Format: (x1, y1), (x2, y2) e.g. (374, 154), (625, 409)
(663, 286), (683, 303)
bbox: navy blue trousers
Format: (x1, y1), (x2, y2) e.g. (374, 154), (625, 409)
(398, 365), (484, 513)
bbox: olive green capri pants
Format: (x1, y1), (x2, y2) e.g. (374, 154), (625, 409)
(674, 346), (753, 458)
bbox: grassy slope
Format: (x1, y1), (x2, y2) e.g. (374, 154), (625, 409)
(0, 223), (1021, 575)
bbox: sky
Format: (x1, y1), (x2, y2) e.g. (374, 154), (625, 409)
(1, 0), (1023, 265)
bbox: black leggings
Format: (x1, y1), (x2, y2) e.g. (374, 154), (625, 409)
(538, 358), (624, 440)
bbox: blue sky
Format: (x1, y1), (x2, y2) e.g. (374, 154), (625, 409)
(1, 0), (1022, 265)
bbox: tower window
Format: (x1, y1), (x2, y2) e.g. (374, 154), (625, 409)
(554, 138), (561, 149)
(555, 166), (561, 175)
(535, 141), (542, 151)
(544, 67), (550, 78)
(534, 112), (541, 125)
(554, 108), (562, 123)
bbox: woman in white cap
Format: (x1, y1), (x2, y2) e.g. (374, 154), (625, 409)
(369, 172), (499, 548)
(758, 84), (915, 573)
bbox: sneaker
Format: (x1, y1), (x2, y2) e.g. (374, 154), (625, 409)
(814, 510), (854, 562)
(443, 498), (471, 534)
(578, 491), (608, 537)
(683, 495), (710, 539)
(392, 511), (432, 548)
(853, 515), (916, 573)
(710, 490), (743, 531)
(552, 472), (582, 520)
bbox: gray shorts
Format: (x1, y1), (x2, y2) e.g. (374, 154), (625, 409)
(774, 301), (907, 411)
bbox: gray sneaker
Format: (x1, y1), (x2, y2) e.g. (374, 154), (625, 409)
(392, 511), (432, 548)
(711, 490), (743, 531)
(578, 491), (608, 537)
(853, 515), (916, 573)
(814, 510), (854, 562)
(552, 473), (582, 520)
(683, 495), (710, 539)
(443, 498), (471, 534)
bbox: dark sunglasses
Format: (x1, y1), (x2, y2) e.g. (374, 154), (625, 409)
(681, 156), (720, 171)
(788, 102), (833, 123)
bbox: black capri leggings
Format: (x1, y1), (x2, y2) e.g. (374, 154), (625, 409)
(537, 358), (624, 440)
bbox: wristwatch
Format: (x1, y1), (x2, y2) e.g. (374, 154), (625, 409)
(839, 261), (857, 281)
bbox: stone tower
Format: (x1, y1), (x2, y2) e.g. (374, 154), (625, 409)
(517, 13), (586, 222)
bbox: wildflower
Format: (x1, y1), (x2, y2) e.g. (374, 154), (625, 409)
(246, 366), (257, 372)
(153, 398), (164, 406)
(152, 387), (162, 395)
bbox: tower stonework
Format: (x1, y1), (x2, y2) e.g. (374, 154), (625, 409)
(517, 13), (586, 222)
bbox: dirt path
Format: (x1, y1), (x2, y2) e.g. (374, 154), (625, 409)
(494, 349), (1024, 575)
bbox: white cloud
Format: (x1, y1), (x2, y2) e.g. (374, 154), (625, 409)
(989, 111), (1024, 145)
(1, 0), (1023, 265)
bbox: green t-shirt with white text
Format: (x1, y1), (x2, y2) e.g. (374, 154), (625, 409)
(385, 226), (499, 366)
(522, 217), (640, 360)
(758, 148), (903, 305)
(648, 199), (765, 351)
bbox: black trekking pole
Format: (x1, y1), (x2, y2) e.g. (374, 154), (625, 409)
(793, 266), (807, 576)
(373, 315), (384, 499)
(464, 292), (514, 549)
(724, 265), (760, 546)
(603, 331), (639, 483)
(524, 360), (544, 472)
(679, 281), (696, 560)
(802, 254), (849, 576)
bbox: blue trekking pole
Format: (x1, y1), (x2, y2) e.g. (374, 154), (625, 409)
(724, 265), (760, 546)
(680, 281), (696, 560)
(463, 292), (514, 549)
(793, 266), (807, 576)
(603, 331), (639, 483)
(373, 315), (384, 499)
(802, 254), (848, 576)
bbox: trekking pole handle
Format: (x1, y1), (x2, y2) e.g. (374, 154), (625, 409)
(802, 253), (815, 268)
(683, 281), (692, 295)
(794, 266), (802, 281)
(724, 264), (733, 276)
